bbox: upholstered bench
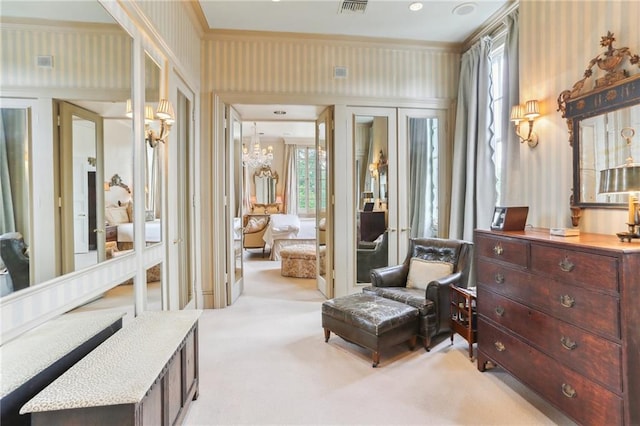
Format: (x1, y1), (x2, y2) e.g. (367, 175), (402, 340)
(280, 244), (321, 278)
(322, 293), (419, 367)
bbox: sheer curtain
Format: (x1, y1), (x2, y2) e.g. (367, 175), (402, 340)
(448, 37), (497, 241)
(283, 144), (297, 214)
(409, 117), (438, 237)
(499, 10), (521, 205)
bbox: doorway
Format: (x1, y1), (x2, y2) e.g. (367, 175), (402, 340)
(223, 103), (333, 305)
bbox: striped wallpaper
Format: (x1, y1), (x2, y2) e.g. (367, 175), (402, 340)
(518, 0), (640, 233)
(0, 22), (131, 92)
(203, 33), (461, 100)
(132, 1), (202, 87)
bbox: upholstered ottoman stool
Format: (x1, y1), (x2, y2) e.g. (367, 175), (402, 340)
(280, 244), (317, 278)
(322, 293), (419, 367)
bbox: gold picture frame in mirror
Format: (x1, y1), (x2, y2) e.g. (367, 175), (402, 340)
(557, 32), (640, 225)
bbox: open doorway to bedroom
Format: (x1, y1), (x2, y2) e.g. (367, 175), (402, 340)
(228, 103), (330, 304)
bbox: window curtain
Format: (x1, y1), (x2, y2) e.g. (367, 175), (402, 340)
(499, 10), (521, 205)
(1, 109), (27, 236)
(283, 144), (297, 214)
(448, 37), (497, 242)
(409, 117), (438, 238)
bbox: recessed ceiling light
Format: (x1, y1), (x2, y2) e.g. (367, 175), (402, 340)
(409, 2), (423, 11)
(452, 2), (477, 16)
(273, 110), (286, 115)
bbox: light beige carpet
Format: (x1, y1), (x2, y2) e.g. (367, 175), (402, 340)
(183, 255), (575, 426)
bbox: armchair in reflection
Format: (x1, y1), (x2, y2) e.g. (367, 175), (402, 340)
(0, 232), (30, 295)
(356, 231), (388, 283)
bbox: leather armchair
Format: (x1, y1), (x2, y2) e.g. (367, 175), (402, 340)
(356, 231), (388, 283)
(0, 232), (30, 293)
(363, 237), (473, 350)
(242, 214), (270, 257)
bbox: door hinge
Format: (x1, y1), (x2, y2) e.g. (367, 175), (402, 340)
(57, 115), (61, 126)
(331, 194), (335, 205)
(58, 197), (62, 207)
(192, 194), (196, 207)
(332, 270), (335, 280)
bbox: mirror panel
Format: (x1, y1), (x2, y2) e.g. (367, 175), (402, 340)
(144, 53), (162, 245)
(0, 2), (134, 297)
(0, 107), (31, 295)
(355, 115), (389, 283)
(578, 105), (640, 204)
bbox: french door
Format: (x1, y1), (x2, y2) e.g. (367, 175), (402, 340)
(226, 106), (244, 304)
(347, 106), (448, 293)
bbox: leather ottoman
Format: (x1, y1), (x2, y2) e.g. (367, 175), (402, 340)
(322, 293), (419, 367)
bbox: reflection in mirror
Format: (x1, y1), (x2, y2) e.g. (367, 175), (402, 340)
(0, 107), (30, 295)
(146, 263), (162, 311)
(71, 277), (135, 325)
(578, 105), (640, 204)
(355, 115), (389, 283)
(408, 117), (440, 237)
(0, 1), (133, 297)
(316, 118), (328, 289)
(144, 53), (162, 245)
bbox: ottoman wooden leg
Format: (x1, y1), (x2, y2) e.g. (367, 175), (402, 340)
(372, 351), (380, 368)
(408, 335), (417, 350)
(324, 328), (331, 342)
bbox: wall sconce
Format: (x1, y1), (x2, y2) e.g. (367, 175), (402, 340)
(510, 99), (540, 148)
(126, 98), (176, 148)
(369, 163), (378, 178)
(599, 127), (640, 242)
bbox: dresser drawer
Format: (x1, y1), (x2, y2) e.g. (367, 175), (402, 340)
(475, 234), (528, 268)
(478, 319), (623, 426)
(477, 260), (620, 339)
(478, 287), (622, 392)
(530, 244), (618, 292)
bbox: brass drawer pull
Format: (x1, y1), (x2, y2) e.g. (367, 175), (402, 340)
(560, 336), (578, 350)
(559, 294), (575, 308)
(494, 273), (505, 284)
(495, 306), (505, 317)
(494, 341), (505, 352)
(561, 383), (577, 398)
(493, 244), (503, 255)
(559, 257), (575, 272)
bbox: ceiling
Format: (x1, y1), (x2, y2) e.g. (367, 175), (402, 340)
(1, 0), (512, 138)
(199, 0), (510, 43)
(200, 0), (511, 137)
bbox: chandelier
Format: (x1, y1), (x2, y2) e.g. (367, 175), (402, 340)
(242, 122), (273, 168)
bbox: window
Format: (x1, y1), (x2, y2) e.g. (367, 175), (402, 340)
(490, 33), (506, 204)
(295, 146), (321, 216)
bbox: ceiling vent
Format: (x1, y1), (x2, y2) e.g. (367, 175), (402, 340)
(339, 0), (368, 14)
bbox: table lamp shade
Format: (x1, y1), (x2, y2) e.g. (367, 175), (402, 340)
(599, 166), (640, 194)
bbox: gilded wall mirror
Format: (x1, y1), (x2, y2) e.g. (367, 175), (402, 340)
(253, 166), (278, 204)
(557, 32), (640, 224)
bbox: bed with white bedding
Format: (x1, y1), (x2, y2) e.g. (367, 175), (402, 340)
(116, 220), (161, 243)
(262, 214), (301, 248)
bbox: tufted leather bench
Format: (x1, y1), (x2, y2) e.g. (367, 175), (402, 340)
(322, 293), (419, 367)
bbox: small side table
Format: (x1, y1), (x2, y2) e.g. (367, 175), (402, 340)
(450, 284), (477, 360)
(105, 225), (118, 243)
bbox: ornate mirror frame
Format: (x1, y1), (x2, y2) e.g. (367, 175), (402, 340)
(557, 32), (640, 225)
(253, 165), (279, 205)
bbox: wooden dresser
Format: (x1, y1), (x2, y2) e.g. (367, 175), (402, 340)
(475, 228), (639, 426)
